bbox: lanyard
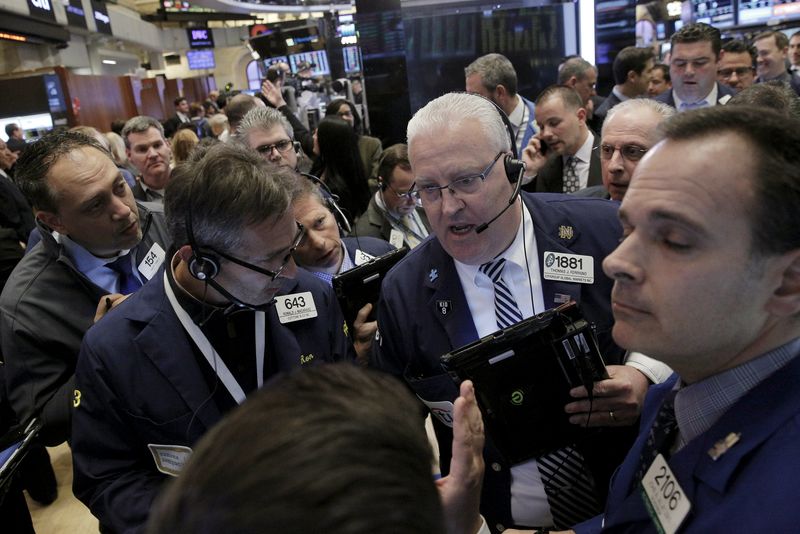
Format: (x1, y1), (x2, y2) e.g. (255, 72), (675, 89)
(163, 272), (265, 404)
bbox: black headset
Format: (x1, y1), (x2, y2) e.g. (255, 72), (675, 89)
(470, 92), (526, 185)
(300, 172), (352, 235)
(186, 208), (220, 281)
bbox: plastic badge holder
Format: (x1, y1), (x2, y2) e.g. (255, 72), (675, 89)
(440, 302), (608, 465)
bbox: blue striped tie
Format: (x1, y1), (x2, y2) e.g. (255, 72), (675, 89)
(480, 257), (600, 528)
(479, 258), (523, 329)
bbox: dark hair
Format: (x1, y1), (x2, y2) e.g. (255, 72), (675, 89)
(670, 22), (722, 57)
(310, 116), (370, 221)
(173, 96), (187, 107)
(325, 99), (364, 135)
(753, 30), (789, 50)
(658, 106), (800, 256)
(722, 40), (757, 67)
(652, 63), (670, 83)
(728, 82), (800, 117)
(224, 94), (258, 131)
(4, 123), (18, 137)
(377, 143), (410, 184)
(164, 142), (294, 253)
(612, 46), (655, 85)
(15, 131), (109, 212)
(188, 102), (204, 118)
(110, 119), (126, 135)
(535, 84), (584, 111)
(146, 364), (443, 534)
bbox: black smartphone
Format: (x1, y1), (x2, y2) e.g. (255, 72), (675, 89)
(538, 138), (549, 157)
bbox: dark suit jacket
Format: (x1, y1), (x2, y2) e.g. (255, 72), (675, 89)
(654, 82), (735, 109)
(131, 182), (164, 203)
(0, 174), (35, 243)
(372, 192), (634, 532)
(523, 131), (602, 194)
(353, 196), (431, 245)
(577, 353), (800, 533)
(71, 267), (354, 532)
(591, 91), (623, 132)
(342, 236), (394, 262)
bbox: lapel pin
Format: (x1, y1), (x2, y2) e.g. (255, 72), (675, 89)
(429, 268), (439, 283)
(708, 432), (741, 461)
(558, 225), (574, 240)
(436, 300), (452, 316)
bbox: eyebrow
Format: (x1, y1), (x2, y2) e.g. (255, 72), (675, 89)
(619, 208), (706, 235)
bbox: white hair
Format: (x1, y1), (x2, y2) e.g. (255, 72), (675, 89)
(407, 93), (511, 157)
(602, 98), (675, 137)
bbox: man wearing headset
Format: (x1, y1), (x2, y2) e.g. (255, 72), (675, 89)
(371, 93), (669, 533)
(71, 143), (354, 533)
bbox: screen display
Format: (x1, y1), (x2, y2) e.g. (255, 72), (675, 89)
(187, 27), (214, 49)
(0, 113), (54, 142)
(343, 46), (361, 73)
(288, 50), (330, 76)
(739, 0), (800, 24)
(263, 55), (288, 67)
(692, 0), (735, 27)
(186, 49), (215, 70)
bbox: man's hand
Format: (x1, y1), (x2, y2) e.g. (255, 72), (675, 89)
(437, 380), (485, 534)
(564, 365), (650, 427)
(260, 79), (287, 108)
(352, 303), (377, 365)
(94, 293), (130, 323)
(521, 135), (550, 178)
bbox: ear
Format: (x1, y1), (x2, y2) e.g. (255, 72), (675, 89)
(36, 210), (66, 234)
(576, 106), (587, 122)
(626, 69), (637, 83)
(766, 250), (800, 317)
(177, 244), (194, 263)
(566, 75), (578, 88)
(494, 84), (509, 100)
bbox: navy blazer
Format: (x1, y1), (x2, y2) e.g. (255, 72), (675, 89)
(342, 236), (395, 264)
(654, 82), (735, 109)
(71, 267), (355, 533)
(372, 192), (634, 531)
(523, 131), (603, 194)
(577, 352), (800, 533)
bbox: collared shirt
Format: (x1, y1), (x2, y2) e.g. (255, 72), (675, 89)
(177, 111), (190, 123)
(138, 181), (164, 201)
(563, 131), (594, 191)
(374, 191), (429, 248)
(674, 337), (800, 450)
(453, 201), (552, 526)
(58, 233), (141, 294)
(611, 86), (630, 103)
(674, 83), (719, 111)
(508, 96), (530, 156)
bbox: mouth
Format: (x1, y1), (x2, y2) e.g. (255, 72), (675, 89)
(119, 220), (139, 237)
(611, 298), (649, 316)
(449, 224), (475, 236)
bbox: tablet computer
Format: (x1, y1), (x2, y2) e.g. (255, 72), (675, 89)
(0, 418), (41, 496)
(440, 302), (608, 465)
(332, 246), (409, 330)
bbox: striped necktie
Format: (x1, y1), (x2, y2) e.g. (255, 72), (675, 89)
(480, 257), (601, 528)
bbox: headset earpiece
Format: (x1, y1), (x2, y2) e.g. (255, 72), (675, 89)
(293, 141), (301, 154)
(378, 178), (387, 192)
(503, 155), (525, 184)
(188, 252), (220, 281)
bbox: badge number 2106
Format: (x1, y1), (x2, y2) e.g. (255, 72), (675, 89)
(641, 454), (691, 534)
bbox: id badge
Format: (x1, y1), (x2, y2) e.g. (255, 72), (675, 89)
(641, 454), (692, 534)
(275, 291), (318, 324)
(543, 251), (594, 284)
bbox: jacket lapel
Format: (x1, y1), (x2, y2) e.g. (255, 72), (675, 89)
(424, 241), (478, 349)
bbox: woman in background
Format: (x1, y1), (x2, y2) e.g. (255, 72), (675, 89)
(325, 99), (382, 184)
(310, 116), (371, 223)
(171, 128), (199, 166)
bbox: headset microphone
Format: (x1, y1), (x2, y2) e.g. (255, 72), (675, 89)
(475, 161), (525, 234)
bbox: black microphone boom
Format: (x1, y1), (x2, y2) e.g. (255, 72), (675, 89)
(475, 172), (524, 234)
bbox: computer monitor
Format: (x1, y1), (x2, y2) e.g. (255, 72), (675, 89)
(288, 50), (330, 76)
(186, 49), (215, 70)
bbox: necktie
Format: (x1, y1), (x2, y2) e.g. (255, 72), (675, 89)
(480, 258), (601, 528)
(312, 270), (334, 286)
(107, 254), (143, 294)
(563, 156), (580, 193)
(636, 390), (679, 481)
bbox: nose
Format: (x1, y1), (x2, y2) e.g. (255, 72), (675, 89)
(268, 147), (282, 162)
(110, 195), (133, 221)
(602, 233), (644, 285)
(439, 187), (465, 217)
(303, 229), (326, 251)
(607, 148), (625, 172)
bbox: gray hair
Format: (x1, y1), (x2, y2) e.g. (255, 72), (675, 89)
(233, 106), (294, 145)
(121, 116), (165, 148)
(407, 93), (511, 157)
(558, 57), (596, 84)
(464, 53), (518, 96)
(603, 99), (676, 137)
(164, 142), (295, 254)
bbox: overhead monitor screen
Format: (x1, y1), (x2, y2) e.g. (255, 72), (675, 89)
(288, 50), (330, 76)
(186, 49), (215, 70)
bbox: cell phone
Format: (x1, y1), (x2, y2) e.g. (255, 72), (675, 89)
(538, 138), (549, 156)
(266, 67), (283, 83)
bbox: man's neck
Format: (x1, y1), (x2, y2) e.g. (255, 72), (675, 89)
(142, 172), (168, 191)
(502, 94), (521, 117)
(617, 83), (638, 99)
(568, 127), (590, 157)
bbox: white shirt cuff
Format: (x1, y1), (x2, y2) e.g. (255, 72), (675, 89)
(624, 351), (673, 384)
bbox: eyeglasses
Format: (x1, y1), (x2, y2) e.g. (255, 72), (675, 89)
(255, 139), (295, 156)
(211, 222), (306, 280)
(599, 144), (648, 162)
(717, 67), (754, 78)
(384, 181), (417, 202)
(410, 152), (503, 203)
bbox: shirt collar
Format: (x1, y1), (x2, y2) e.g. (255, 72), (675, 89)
(565, 130), (593, 165)
(454, 200), (532, 280)
(674, 337), (800, 448)
(507, 96), (525, 133)
(674, 83), (718, 109)
(611, 86), (630, 102)
(58, 232), (131, 275)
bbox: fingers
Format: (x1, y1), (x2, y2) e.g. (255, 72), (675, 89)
(93, 293), (129, 323)
(353, 302), (372, 326)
